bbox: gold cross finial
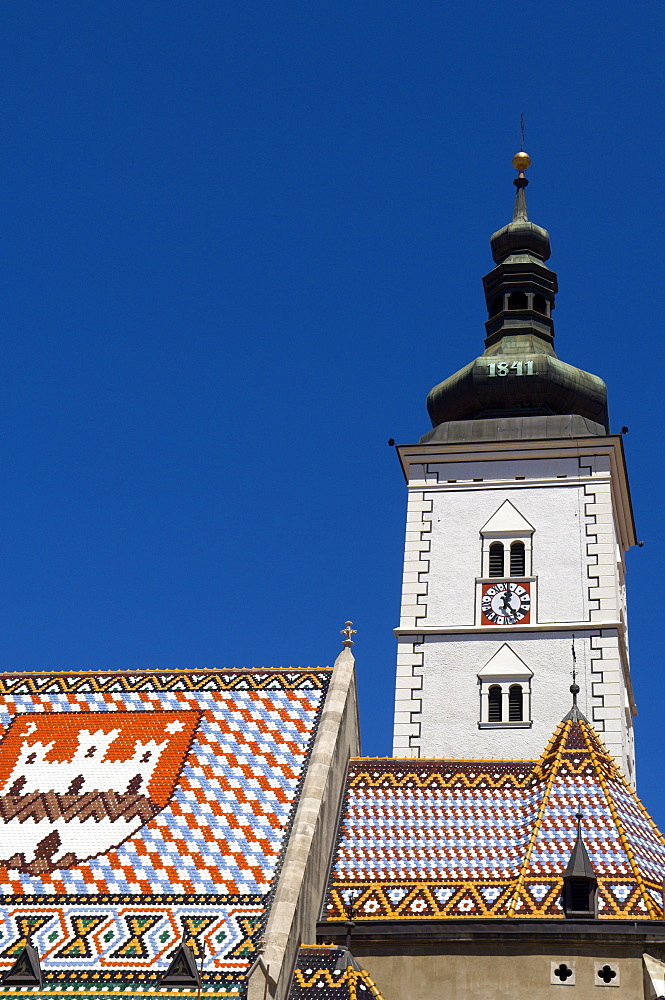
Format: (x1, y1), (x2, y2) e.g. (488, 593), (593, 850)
(340, 621), (357, 647)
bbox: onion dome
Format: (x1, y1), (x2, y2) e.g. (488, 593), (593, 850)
(423, 153), (609, 442)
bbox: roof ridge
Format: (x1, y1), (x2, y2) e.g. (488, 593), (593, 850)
(0, 666), (332, 677)
(292, 957), (390, 1000)
(298, 943), (340, 950)
(577, 720), (660, 918)
(531, 711), (620, 783)
(576, 720), (623, 777)
(507, 720), (570, 916)
(349, 967), (389, 1000)
(530, 718), (569, 782)
(349, 756), (538, 764)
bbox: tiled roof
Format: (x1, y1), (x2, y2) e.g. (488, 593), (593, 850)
(289, 946), (387, 1000)
(0, 668), (330, 997)
(324, 714), (665, 922)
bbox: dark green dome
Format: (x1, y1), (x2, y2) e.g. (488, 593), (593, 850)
(490, 218), (551, 263)
(426, 351), (608, 429)
(424, 172), (609, 437)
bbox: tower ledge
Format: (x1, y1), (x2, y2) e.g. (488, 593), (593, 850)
(420, 414), (607, 445)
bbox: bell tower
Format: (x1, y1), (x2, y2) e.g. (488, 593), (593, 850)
(393, 152), (637, 783)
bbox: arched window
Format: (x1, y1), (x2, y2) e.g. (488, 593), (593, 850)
(510, 541), (525, 577)
(509, 684), (523, 722)
(533, 293), (547, 315)
(489, 295), (503, 316)
(478, 645), (533, 728)
(489, 541), (504, 577)
(488, 685), (502, 722)
(507, 290), (528, 309)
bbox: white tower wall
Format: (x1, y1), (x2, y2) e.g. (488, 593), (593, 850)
(393, 435), (637, 784)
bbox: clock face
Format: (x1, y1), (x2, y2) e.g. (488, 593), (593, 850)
(481, 581), (531, 625)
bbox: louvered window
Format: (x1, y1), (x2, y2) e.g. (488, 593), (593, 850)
(570, 880), (591, 911)
(488, 542), (504, 577)
(488, 685), (502, 722)
(509, 684), (523, 722)
(510, 541), (525, 577)
(565, 878), (596, 916)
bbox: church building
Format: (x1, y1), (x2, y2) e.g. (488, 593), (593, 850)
(0, 153), (664, 1000)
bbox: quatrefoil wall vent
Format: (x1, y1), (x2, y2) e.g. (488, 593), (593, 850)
(595, 962), (620, 987)
(550, 961), (575, 986)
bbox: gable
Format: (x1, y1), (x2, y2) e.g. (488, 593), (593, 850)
(478, 643), (533, 679)
(481, 499), (534, 535)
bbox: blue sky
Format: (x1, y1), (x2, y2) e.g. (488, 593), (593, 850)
(0, 3), (664, 820)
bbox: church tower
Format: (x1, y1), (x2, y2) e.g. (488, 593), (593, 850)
(393, 152), (637, 783)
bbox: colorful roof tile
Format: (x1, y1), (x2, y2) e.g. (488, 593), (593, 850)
(0, 668), (330, 997)
(324, 714), (665, 922)
(289, 946), (388, 1000)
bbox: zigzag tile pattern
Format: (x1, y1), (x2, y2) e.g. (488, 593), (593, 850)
(325, 716), (665, 921)
(289, 946), (388, 1000)
(0, 668), (330, 992)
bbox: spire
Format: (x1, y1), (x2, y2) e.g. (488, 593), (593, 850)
(512, 180), (528, 223)
(489, 150), (551, 263)
(563, 807), (597, 881)
(511, 150), (530, 224)
(563, 648), (589, 723)
(423, 148), (610, 440)
(563, 680), (588, 722)
(562, 806), (598, 917)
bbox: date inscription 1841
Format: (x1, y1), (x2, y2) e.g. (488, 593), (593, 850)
(487, 361), (536, 377)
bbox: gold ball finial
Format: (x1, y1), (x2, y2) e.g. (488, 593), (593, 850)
(512, 150), (531, 172)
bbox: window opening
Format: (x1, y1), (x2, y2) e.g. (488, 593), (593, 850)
(553, 965), (574, 983)
(508, 684), (523, 722)
(488, 685), (502, 722)
(569, 879), (591, 912)
(564, 877), (596, 917)
(489, 295), (503, 316)
(488, 542), (504, 577)
(507, 290), (528, 309)
(510, 541), (525, 577)
(597, 966), (617, 985)
(533, 293), (547, 314)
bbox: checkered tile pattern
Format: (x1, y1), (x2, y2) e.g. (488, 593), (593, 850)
(332, 764), (537, 883)
(325, 717), (665, 921)
(0, 669), (330, 988)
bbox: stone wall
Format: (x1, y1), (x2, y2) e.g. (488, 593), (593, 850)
(247, 646), (360, 1000)
(326, 925), (665, 1000)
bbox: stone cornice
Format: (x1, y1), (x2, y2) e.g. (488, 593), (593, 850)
(318, 917), (665, 943)
(396, 435), (636, 552)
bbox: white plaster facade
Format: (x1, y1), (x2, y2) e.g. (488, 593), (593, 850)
(392, 435), (637, 783)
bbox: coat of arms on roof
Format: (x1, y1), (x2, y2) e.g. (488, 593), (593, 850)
(0, 709), (201, 873)
(0, 668), (332, 992)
